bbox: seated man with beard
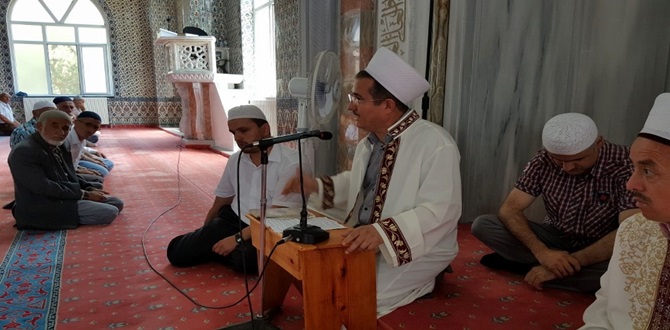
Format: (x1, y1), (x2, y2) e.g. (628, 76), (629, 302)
(8, 110), (123, 230)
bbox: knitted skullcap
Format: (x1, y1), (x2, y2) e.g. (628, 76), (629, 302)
(53, 96), (73, 104)
(73, 95), (84, 101)
(33, 101), (57, 111)
(640, 93), (670, 144)
(77, 111), (101, 122)
(364, 47), (430, 107)
(38, 110), (72, 124)
(227, 105), (266, 121)
(542, 113), (598, 155)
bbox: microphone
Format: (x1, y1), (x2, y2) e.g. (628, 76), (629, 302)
(246, 130), (332, 149)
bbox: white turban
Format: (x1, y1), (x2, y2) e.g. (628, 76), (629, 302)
(542, 113), (598, 155)
(227, 105), (266, 122)
(33, 101), (57, 111)
(640, 93), (670, 142)
(364, 47), (430, 107)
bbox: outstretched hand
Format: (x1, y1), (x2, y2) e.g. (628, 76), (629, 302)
(281, 169), (318, 196)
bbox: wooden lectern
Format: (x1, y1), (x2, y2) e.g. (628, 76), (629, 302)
(248, 215), (377, 330)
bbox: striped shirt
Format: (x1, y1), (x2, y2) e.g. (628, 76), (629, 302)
(515, 140), (635, 248)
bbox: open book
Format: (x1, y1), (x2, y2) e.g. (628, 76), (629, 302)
(248, 208), (346, 234)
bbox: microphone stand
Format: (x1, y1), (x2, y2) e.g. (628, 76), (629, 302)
(221, 146), (278, 330)
(282, 138), (329, 244)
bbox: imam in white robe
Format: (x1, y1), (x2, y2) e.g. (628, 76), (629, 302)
(311, 110), (462, 317)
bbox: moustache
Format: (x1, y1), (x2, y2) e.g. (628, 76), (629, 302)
(632, 191), (651, 203)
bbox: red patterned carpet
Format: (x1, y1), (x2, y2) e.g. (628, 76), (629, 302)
(0, 128), (595, 329)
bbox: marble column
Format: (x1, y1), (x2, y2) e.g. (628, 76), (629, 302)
(444, 0), (670, 222)
(338, 0), (376, 171)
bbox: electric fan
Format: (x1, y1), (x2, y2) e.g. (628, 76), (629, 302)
(288, 50), (341, 177)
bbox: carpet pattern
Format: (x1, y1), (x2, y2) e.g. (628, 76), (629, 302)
(0, 231), (65, 329)
(0, 129), (596, 329)
(377, 228), (595, 329)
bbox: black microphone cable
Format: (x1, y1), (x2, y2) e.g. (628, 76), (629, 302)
(140, 141), (290, 312)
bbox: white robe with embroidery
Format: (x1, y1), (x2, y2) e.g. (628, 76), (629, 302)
(311, 110), (462, 317)
(581, 213), (668, 330)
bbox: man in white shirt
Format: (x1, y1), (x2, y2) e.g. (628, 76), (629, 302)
(66, 111), (101, 165)
(73, 95), (100, 144)
(167, 105), (302, 274)
(0, 93), (20, 136)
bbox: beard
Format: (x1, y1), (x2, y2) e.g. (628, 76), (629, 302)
(39, 131), (66, 146)
(44, 138), (65, 146)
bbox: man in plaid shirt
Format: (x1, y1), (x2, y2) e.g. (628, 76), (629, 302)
(472, 113), (638, 292)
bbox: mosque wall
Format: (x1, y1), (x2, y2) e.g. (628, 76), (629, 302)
(444, 0), (670, 222)
(0, 0), (283, 127)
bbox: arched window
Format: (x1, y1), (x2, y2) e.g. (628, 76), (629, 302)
(8, 0), (112, 96)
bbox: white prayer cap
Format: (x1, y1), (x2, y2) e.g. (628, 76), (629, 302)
(364, 47), (430, 106)
(38, 109), (73, 124)
(542, 113), (598, 155)
(33, 101), (57, 111)
(640, 93), (670, 143)
(227, 105), (266, 122)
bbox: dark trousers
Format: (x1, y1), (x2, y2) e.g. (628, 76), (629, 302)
(0, 124), (14, 136)
(471, 214), (607, 292)
(167, 206), (258, 274)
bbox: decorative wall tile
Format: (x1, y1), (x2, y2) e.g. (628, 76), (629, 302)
(108, 98), (158, 126)
(273, 0), (302, 135)
(187, 0), (213, 34)
(0, 0), (14, 95)
(276, 98), (299, 136)
(210, 0), (242, 75)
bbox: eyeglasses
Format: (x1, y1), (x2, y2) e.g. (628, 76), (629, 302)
(347, 93), (387, 106)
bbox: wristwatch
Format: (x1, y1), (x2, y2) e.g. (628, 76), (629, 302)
(234, 232), (244, 245)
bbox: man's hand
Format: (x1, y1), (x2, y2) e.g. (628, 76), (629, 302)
(525, 265), (557, 290)
(341, 225), (383, 254)
(212, 236), (237, 256)
(282, 169), (318, 196)
(0, 114), (11, 124)
(534, 249), (581, 278)
(77, 167), (102, 176)
(84, 190), (107, 202)
(92, 157), (107, 168)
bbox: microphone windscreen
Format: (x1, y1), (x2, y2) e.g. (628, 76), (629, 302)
(319, 131), (333, 140)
